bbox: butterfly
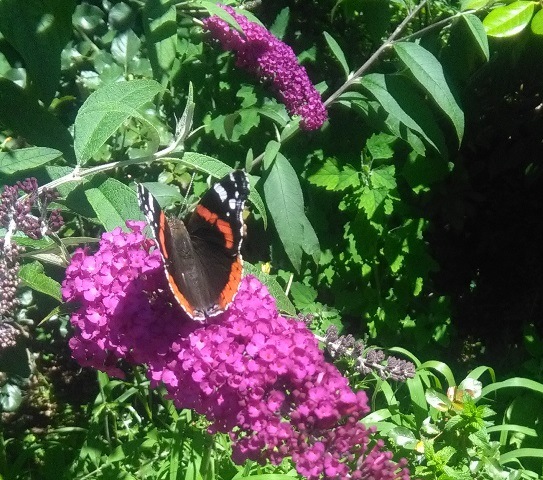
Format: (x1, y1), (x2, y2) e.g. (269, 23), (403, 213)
(137, 171), (249, 321)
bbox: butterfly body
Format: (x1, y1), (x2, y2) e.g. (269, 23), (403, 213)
(137, 171), (249, 321)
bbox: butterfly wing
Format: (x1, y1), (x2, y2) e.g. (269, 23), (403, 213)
(137, 184), (204, 319)
(137, 171), (249, 320)
(185, 171), (250, 316)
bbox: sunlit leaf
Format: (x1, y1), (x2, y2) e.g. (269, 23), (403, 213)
(394, 42), (464, 143)
(19, 261), (62, 301)
(483, 1), (535, 37)
(0, 147), (62, 175)
(74, 79), (164, 164)
(84, 176), (142, 230)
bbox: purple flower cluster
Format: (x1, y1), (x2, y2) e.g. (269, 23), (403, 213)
(0, 178), (63, 240)
(62, 222), (409, 480)
(1, 178), (64, 319)
(203, 6), (327, 131)
(61, 221), (197, 377)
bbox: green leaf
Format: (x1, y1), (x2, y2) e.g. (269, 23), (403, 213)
(366, 133), (396, 160)
(360, 73), (447, 156)
(406, 375), (429, 424)
(0, 383), (24, 412)
(263, 140), (281, 167)
(323, 31), (350, 79)
(270, 7), (289, 39)
(0, 78), (74, 162)
(290, 282), (317, 310)
(388, 427), (418, 449)
(371, 165), (396, 190)
(309, 159), (360, 191)
(143, 0), (177, 79)
(420, 360), (457, 387)
(0, 0), (75, 105)
(243, 263), (296, 316)
(74, 79), (164, 164)
(308, 159), (341, 190)
(483, 1), (536, 37)
(84, 177), (142, 231)
(394, 42), (464, 143)
(461, 14), (490, 61)
(487, 424), (537, 437)
(111, 29), (141, 67)
(137, 182), (183, 208)
(72, 3), (104, 32)
(461, 0), (491, 11)
(247, 177), (267, 230)
(263, 154), (320, 271)
(177, 152), (235, 178)
(0, 147), (62, 175)
(199, 2), (244, 33)
(530, 8), (543, 35)
(358, 186), (388, 219)
(481, 377), (543, 397)
(500, 448), (543, 464)
(19, 261), (61, 301)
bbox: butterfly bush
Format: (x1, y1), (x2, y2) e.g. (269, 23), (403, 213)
(62, 222), (409, 480)
(203, 6), (327, 131)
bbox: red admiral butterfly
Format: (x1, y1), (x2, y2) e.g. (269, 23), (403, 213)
(137, 171), (249, 321)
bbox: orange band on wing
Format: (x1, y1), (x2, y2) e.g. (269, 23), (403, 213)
(195, 205), (235, 249)
(158, 212), (170, 260)
(165, 270), (194, 317)
(218, 256), (243, 308)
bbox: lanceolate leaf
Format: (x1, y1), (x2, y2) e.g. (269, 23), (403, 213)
(19, 261), (62, 301)
(461, 14), (490, 61)
(531, 9), (543, 35)
(263, 153), (320, 272)
(84, 177), (142, 230)
(74, 79), (164, 164)
(270, 7), (290, 39)
(360, 73), (447, 156)
(393, 42), (464, 143)
(483, 1), (536, 37)
(323, 31), (350, 79)
(0, 147), (62, 175)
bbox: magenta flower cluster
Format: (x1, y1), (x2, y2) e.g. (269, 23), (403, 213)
(62, 222), (409, 480)
(203, 6), (327, 131)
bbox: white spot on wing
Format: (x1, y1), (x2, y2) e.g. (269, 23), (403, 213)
(214, 184), (228, 202)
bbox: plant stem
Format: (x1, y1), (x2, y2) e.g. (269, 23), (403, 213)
(36, 143), (186, 195)
(251, 0), (429, 169)
(398, 9), (476, 43)
(325, 0), (429, 106)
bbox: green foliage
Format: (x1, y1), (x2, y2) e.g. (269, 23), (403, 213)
(370, 358), (543, 479)
(1, 0), (543, 478)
